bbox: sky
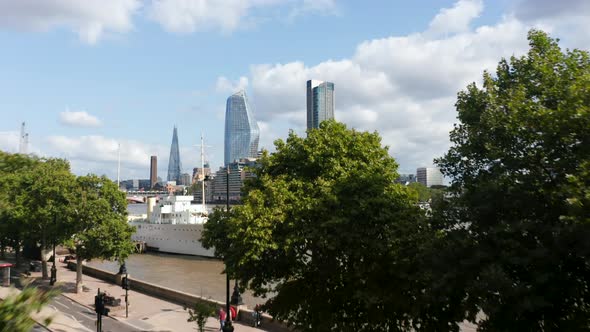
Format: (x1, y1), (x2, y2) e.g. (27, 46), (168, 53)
(1, 0), (589, 181)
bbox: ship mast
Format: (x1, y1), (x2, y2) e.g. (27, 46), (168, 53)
(201, 133), (206, 206)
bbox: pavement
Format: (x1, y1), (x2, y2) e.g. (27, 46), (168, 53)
(1, 257), (267, 332)
(1, 256), (479, 332)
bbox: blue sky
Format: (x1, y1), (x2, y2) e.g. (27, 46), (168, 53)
(0, 0), (588, 180)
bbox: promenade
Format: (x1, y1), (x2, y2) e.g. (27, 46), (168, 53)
(1, 257), (266, 332)
(0, 256), (479, 332)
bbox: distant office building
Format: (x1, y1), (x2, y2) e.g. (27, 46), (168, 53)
(180, 173), (192, 186)
(150, 156), (157, 189)
(395, 174), (417, 185)
(212, 158), (258, 202)
(193, 168), (214, 204)
(224, 90), (260, 166)
(417, 167), (443, 187)
(306, 80), (335, 130)
(167, 126), (182, 182)
(192, 163), (211, 183)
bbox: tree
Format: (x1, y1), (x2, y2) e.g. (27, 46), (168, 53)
(69, 175), (135, 293)
(185, 301), (216, 332)
(203, 121), (432, 331)
(21, 158), (76, 279)
(0, 152), (40, 265)
(0, 283), (58, 332)
(435, 30), (590, 330)
(408, 182), (432, 201)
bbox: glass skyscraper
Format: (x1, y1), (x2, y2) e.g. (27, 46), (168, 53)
(306, 79), (335, 130)
(224, 90), (260, 166)
(167, 126), (182, 182)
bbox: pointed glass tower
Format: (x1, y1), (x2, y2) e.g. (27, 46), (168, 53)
(224, 90), (260, 166)
(167, 126), (182, 182)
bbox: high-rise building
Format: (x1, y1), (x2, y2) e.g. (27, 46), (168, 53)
(306, 80), (335, 130)
(212, 158), (258, 202)
(167, 126), (182, 182)
(417, 167), (443, 188)
(150, 156), (157, 189)
(224, 90), (260, 166)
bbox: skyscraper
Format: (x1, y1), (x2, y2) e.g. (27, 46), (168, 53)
(306, 80), (335, 130)
(417, 167), (443, 188)
(224, 90), (260, 166)
(150, 155), (157, 188)
(167, 126), (182, 183)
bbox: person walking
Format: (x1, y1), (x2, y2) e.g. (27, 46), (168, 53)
(219, 307), (227, 331)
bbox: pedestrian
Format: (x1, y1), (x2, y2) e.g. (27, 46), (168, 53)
(230, 305), (237, 321)
(219, 307), (227, 331)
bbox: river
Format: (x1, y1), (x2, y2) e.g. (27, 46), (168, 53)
(87, 203), (265, 308)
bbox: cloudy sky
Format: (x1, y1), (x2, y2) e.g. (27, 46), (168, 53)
(1, 0), (589, 180)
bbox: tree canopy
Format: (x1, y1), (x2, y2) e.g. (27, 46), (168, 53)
(69, 174), (135, 293)
(203, 121), (432, 331)
(435, 30), (590, 330)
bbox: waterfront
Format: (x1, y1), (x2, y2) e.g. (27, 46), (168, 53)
(111, 203), (264, 308)
(87, 252), (262, 308)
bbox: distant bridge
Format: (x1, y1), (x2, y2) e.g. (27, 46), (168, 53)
(125, 191), (168, 196)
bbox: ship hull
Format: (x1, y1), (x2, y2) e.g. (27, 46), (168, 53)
(130, 222), (215, 257)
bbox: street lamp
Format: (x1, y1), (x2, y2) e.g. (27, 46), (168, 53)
(49, 215), (57, 286)
(120, 262), (129, 318)
(222, 166), (234, 332)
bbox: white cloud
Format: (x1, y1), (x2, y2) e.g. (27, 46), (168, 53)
(0, 131), (20, 154)
(148, 0), (338, 34)
(59, 111), (102, 127)
(148, 0), (284, 33)
(46, 135), (168, 179)
(216, 76), (249, 93)
(0, 0), (141, 44)
(427, 0), (483, 36)
(219, 0), (590, 174)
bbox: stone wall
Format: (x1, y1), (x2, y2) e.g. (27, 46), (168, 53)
(74, 262), (292, 332)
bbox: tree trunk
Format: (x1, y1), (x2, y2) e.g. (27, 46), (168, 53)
(75, 256), (83, 293)
(14, 243), (20, 267)
(0, 241), (5, 259)
(41, 231), (48, 279)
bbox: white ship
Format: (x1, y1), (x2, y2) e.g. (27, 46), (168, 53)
(129, 196), (215, 257)
(128, 134), (216, 257)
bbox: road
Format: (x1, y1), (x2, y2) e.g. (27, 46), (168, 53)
(47, 295), (136, 332)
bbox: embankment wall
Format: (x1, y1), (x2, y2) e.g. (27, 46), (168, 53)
(72, 262), (292, 332)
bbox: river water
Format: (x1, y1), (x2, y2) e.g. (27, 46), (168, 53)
(87, 203), (265, 308)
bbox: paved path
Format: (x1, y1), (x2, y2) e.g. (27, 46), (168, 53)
(37, 259), (263, 332)
(2, 257), (479, 332)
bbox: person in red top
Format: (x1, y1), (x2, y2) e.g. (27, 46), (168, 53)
(219, 307), (227, 330)
(229, 305), (237, 320)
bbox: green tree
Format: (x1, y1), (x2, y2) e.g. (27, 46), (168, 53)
(407, 182), (431, 201)
(203, 121), (432, 331)
(435, 30), (590, 330)
(0, 152), (40, 265)
(21, 158), (76, 279)
(185, 301), (216, 332)
(69, 174), (135, 293)
(0, 284), (58, 332)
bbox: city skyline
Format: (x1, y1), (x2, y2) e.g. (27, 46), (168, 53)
(0, 1), (588, 180)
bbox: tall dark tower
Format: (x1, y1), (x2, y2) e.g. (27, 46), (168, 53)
(167, 126), (182, 183)
(150, 156), (157, 188)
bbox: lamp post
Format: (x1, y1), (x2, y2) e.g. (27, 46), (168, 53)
(120, 262), (129, 319)
(49, 215), (57, 286)
(222, 166), (234, 332)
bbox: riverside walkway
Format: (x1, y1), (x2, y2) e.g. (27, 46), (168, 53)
(0, 256), (479, 332)
(0, 257), (266, 332)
